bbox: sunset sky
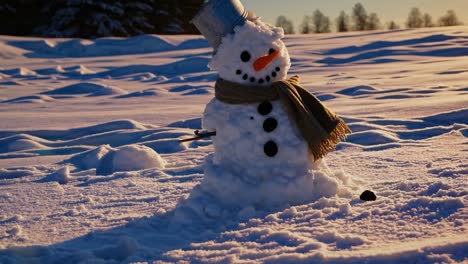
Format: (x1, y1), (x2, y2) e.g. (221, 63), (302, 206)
(242, 0), (468, 30)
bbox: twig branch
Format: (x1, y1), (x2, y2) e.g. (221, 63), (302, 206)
(178, 130), (217, 142)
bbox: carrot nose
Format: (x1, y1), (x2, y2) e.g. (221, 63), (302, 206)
(253, 50), (280, 72)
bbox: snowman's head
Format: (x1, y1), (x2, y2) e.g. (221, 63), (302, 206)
(209, 20), (291, 86)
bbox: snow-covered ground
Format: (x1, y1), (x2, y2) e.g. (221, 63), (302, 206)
(0, 26), (467, 263)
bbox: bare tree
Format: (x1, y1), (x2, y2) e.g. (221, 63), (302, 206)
(299, 16), (311, 34)
(336, 11), (350, 32)
(406, 7), (424, 28)
(366, 12), (381, 30)
(275, 15), (295, 34)
(387, 21), (400, 30)
(438, 10), (462, 26)
(352, 3), (368, 31)
(311, 9), (331, 33)
(422, 13), (434, 27)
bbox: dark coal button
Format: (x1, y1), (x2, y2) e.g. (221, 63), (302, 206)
(264, 141), (278, 157)
(360, 190), (376, 201)
(263, 117), (277, 132)
(257, 101), (272, 115)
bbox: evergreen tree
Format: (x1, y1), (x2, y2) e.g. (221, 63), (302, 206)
(35, 0), (204, 38)
(179, 0), (205, 34)
(352, 3), (368, 31)
(336, 11), (350, 32)
(422, 13), (434, 27)
(0, 0), (47, 36)
(406, 7), (424, 28)
(144, 0), (204, 34)
(0, 2), (15, 35)
(37, 1), (129, 38)
(438, 10), (462, 27)
(300, 16), (311, 34)
(366, 13), (381, 30)
(123, 1), (155, 35)
(275, 16), (295, 34)
(147, 0), (182, 34)
(387, 21), (400, 30)
(311, 9), (331, 33)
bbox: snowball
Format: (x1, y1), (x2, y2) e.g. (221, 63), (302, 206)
(112, 145), (165, 172)
(68, 144), (113, 170)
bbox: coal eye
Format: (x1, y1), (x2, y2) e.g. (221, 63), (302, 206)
(240, 51), (251, 62)
(269, 48), (276, 54)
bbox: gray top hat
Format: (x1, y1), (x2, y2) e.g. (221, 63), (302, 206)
(191, 0), (258, 51)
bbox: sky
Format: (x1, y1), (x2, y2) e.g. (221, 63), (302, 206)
(242, 0), (468, 31)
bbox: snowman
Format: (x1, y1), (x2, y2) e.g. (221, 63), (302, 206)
(186, 0), (353, 209)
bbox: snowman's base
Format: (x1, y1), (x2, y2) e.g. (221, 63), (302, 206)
(174, 154), (358, 223)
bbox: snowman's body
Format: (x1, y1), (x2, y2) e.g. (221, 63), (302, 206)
(195, 19), (340, 208)
(204, 97), (315, 179)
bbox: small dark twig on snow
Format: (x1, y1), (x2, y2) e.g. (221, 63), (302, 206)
(178, 130), (217, 142)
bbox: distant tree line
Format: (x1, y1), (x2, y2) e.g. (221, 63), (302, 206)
(276, 3), (463, 34)
(0, 0), (204, 38)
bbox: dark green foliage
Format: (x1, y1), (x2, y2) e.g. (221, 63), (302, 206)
(300, 16), (311, 34)
(0, 0), (204, 38)
(37, 0), (129, 38)
(336, 11), (350, 32)
(0, 0), (48, 36)
(311, 9), (331, 33)
(387, 21), (400, 30)
(366, 13), (380, 30)
(352, 3), (368, 31)
(275, 16), (295, 34)
(438, 10), (462, 27)
(406, 7), (424, 28)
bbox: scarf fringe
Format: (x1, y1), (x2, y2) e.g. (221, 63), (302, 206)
(311, 118), (352, 161)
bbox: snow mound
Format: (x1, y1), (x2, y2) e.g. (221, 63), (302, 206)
(0, 80), (23, 85)
(7, 139), (48, 152)
(115, 89), (159, 99)
(143, 139), (187, 154)
(110, 145), (165, 172)
(98, 57), (210, 78)
(169, 84), (212, 95)
(167, 118), (201, 129)
(8, 35), (209, 58)
(42, 82), (126, 97)
(2, 95), (55, 104)
(0, 67), (37, 77)
(317, 33), (468, 64)
(346, 130), (399, 146)
(62, 65), (95, 76)
(67, 145), (114, 170)
(0, 119), (147, 141)
(68, 145), (165, 175)
(422, 108), (468, 125)
(337, 85), (379, 96)
(35, 65), (65, 75)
